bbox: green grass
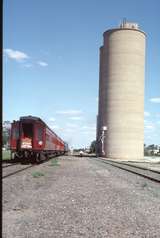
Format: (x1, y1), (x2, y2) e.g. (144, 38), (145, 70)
(2, 150), (11, 160)
(31, 171), (45, 178)
(50, 159), (60, 166)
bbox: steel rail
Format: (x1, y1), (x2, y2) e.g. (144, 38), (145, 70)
(2, 164), (35, 179)
(2, 163), (18, 168)
(2, 156), (54, 179)
(92, 157), (160, 183)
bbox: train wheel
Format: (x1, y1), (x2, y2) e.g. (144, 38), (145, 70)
(14, 152), (21, 160)
(30, 155), (34, 164)
(45, 154), (49, 160)
(35, 153), (41, 163)
(40, 153), (46, 161)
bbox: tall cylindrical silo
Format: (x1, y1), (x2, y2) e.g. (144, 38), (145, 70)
(99, 22), (146, 160)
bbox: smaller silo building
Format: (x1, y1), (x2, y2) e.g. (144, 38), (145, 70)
(97, 21), (146, 160)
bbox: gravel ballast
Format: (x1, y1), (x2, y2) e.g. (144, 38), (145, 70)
(3, 156), (160, 238)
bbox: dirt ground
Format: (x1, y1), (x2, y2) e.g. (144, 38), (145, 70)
(3, 156), (160, 238)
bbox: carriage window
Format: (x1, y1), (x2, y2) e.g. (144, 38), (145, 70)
(37, 127), (43, 141)
(13, 127), (19, 139)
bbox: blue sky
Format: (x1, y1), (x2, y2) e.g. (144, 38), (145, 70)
(3, 0), (160, 148)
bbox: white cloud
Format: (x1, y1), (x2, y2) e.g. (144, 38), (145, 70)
(144, 120), (155, 130)
(53, 121), (96, 147)
(150, 97), (160, 103)
(37, 61), (48, 67)
(66, 123), (78, 128)
(50, 125), (59, 130)
(82, 124), (96, 131)
(82, 130), (96, 135)
(49, 117), (56, 122)
(145, 125), (155, 130)
(56, 110), (83, 116)
(144, 111), (150, 117)
(69, 116), (84, 121)
(62, 127), (76, 133)
(4, 49), (29, 61)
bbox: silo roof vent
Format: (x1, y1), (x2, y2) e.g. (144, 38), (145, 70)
(120, 19), (139, 29)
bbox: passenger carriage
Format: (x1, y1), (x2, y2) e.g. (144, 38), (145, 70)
(10, 116), (68, 163)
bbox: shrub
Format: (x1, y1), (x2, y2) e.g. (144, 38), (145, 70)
(32, 171), (45, 178)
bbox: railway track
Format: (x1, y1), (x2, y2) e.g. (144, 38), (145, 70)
(2, 156), (54, 179)
(2, 162), (36, 179)
(93, 157), (160, 183)
(2, 163), (18, 168)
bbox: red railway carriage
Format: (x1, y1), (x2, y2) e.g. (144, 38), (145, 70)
(10, 116), (68, 162)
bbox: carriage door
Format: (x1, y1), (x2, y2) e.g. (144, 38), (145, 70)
(21, 122), (33, 149)
(35, 123), (45, 150)
(11, 122), (20, 150)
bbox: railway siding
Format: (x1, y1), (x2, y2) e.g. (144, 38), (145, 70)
(94, 158), (160, 183)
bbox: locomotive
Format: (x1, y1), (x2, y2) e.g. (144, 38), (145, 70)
(10, 116), (68, 162)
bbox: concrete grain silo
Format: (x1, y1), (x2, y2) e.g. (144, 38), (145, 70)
(97, 21), (146, 160)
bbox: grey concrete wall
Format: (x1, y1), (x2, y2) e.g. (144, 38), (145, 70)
(99, 28), (146, 160)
